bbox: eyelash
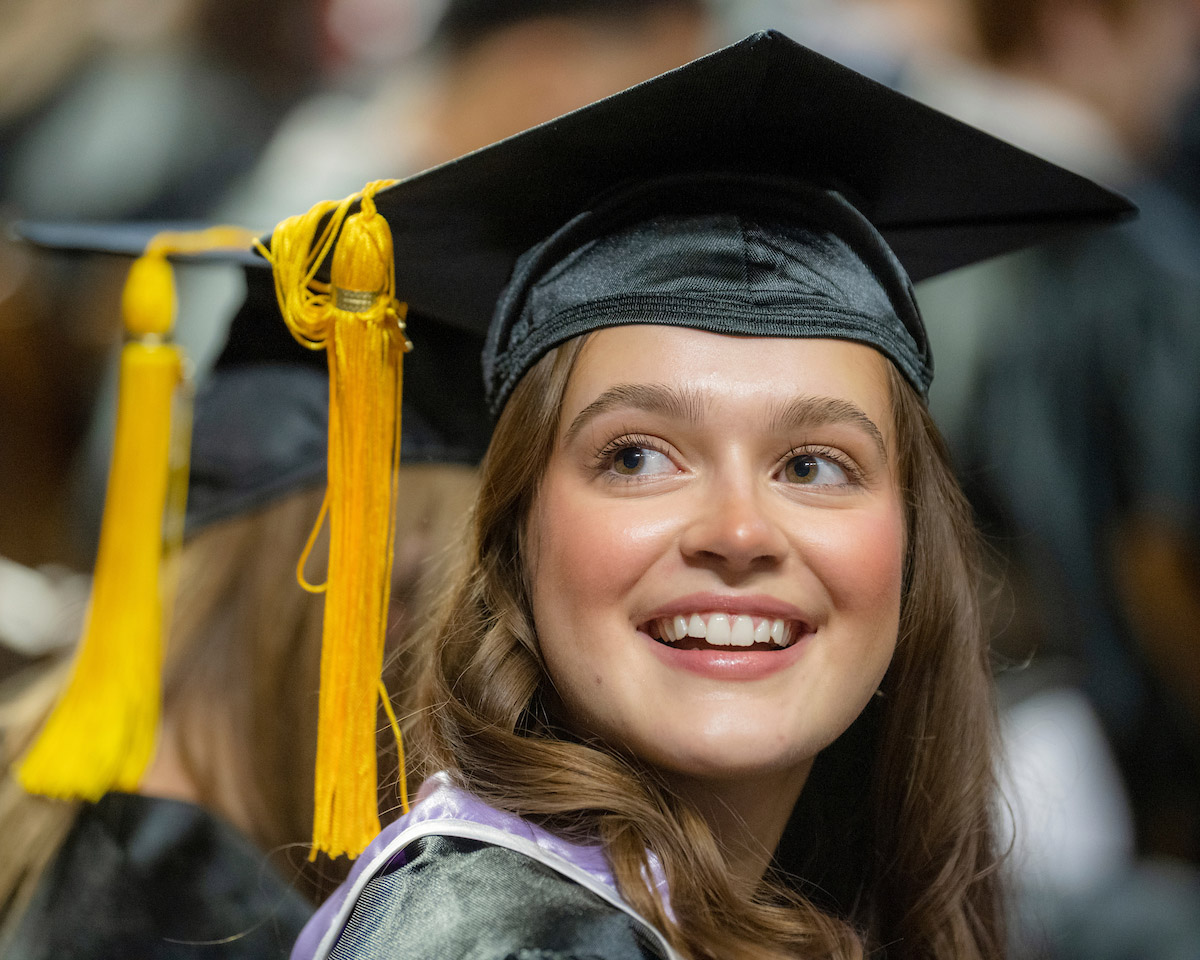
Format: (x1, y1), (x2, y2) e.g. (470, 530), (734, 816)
(593, 433), (668, 472)
(592, 435), (864, 485)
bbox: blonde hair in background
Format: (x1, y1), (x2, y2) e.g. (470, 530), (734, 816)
(0, 461), (477, 934)
(408, 340), (1003, 960)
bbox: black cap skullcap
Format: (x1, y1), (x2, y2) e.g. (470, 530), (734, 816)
(191, 262), (486, 532)
(484, 174), (930, 415)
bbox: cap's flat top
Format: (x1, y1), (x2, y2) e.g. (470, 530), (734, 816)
(362, 29), (1132, 334)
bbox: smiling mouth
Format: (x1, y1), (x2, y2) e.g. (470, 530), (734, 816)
(641, 613), (803, 650)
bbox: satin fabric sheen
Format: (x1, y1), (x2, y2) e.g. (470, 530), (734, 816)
(292, 773), (673, 960)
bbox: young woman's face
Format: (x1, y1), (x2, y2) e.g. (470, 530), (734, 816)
(527, 325), (905, 790)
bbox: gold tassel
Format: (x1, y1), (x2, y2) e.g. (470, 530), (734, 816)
(17, 227), (256, 801)
(260, 181), (411, 859)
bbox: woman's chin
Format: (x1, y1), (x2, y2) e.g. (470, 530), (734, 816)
(621, 730), (823, 788)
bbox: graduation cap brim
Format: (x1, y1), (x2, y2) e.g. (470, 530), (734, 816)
(310, 29), (1133, 338)
(10, 220), (264, 266)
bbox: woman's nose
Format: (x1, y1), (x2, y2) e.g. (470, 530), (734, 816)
(679, 478), (789, 574)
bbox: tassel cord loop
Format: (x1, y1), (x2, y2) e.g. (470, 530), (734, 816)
(296, 493), (331, 594)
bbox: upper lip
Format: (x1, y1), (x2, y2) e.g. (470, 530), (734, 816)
(638, 592), (813, 626)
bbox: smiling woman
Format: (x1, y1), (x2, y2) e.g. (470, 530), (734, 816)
(530, 329), (903, 809)
(383, 325), (959, 960)
(278, 30), (1132, 960)
(530, 328), (906, 885)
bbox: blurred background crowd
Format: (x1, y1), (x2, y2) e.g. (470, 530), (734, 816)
(0, 0), (1198, 956)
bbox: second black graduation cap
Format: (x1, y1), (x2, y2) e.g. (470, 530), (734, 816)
(8, 226), (489, 531)
(190, 265), (488, 530)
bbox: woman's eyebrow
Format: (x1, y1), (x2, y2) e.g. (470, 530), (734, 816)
(769, 396), (888, 461)
(565, 385), (885, 459)
(564, 383), (705, 443)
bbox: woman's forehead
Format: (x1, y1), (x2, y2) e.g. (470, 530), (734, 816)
(561, 326), (895, 436)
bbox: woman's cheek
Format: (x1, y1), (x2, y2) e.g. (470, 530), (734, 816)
(539, 486), (683, 598)
(807, 505), (905, 617)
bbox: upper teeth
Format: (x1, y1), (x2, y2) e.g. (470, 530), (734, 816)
(653, 613), (794, 647)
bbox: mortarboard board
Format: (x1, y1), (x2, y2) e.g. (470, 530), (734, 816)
(279, 29), (1130, 406)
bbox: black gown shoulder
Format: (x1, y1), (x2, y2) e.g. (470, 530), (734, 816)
(5, 792), (312, 960)
(325, 834), (669, 960)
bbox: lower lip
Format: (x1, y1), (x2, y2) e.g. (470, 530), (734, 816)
(642, 631), (811, 681)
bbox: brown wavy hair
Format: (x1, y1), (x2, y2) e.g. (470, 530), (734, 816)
(408, 337), (1004, 959)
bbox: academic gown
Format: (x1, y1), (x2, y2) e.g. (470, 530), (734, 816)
(292, 773), (679, 960)
(4, 792), (312, 960)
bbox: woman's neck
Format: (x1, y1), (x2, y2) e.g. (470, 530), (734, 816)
(666, 761), (813, 891)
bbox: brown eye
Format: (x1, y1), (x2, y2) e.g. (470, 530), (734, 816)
(781, 454), (847, 486)
(786, 455), (817, 483)
(608, 445), (672, 478)
(613, 447), (646, 475)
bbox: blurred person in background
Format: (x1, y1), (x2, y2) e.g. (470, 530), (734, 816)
(0, 244), (120, 675)
(417, 0), (713, 162)
(0, 249), (483, 958)
(718, 0), (978, 80)
(1164, 84), (1200, 213)
(0, 0), (322, 222)
(911, 0), (1200, 845)
(0, 0), (713, 663)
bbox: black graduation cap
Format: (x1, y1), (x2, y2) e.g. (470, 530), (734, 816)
(360, 29), (1130, 310)
(284, 29), (1129, 410)
(23, 28), (1132, 423)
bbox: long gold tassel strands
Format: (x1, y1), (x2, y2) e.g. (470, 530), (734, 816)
(259, 181), (412, 859)
(18, 226), (257, 800)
